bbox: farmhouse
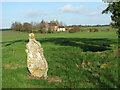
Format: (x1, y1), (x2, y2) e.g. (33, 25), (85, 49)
(45, 22), (66, 31)
(57, 26), (65, 31)
(48, 23), (58, 31)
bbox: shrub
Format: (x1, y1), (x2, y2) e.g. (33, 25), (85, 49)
(39, 28), (47, 33)
(48, 27), (54, 33)
(69, 25), (80, 33)
(94, 28), (98, 32)
(22, 22), (32, 32)
(107, 29), (111, 31)
(89, 29), (93, 32)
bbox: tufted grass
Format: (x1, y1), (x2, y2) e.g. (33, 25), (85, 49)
(1, 28), (119, 88)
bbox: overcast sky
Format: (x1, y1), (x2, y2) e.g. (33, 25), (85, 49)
(1, 1), (111, 29)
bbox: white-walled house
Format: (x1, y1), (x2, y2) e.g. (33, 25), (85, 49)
(57, 26), (65, 31)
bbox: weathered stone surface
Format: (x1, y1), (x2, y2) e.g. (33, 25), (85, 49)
(26, 33), (48, 79)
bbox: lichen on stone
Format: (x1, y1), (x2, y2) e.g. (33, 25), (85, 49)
(26, 33), (48, 79)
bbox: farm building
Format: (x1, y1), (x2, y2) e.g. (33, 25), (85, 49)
(57, 26), (65, 31)
(48, 23), (58, 31)
(44, 23), (66, 31)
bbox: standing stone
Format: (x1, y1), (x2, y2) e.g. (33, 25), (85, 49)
(26, 33), (48, 79)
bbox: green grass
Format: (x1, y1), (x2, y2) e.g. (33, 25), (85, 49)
(1, 29), (119, 88)
(79, 26), (117, 32)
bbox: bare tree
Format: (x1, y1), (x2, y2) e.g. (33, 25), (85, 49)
(39, 20), (47, 33)
(60, 21), (63, 26)
(22, 22), (32, 32)
(55, 20), (60, 26)
(48, 26), (54, 33)
(11, 22), (22, 31)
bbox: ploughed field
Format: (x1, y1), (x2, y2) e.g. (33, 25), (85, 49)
(1, 28), (119, 88)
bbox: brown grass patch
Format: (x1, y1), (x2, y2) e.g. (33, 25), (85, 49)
(13, 63), (26, 68)
(48, 76), (62, 83)
(109, 49), (119, 57)
(95, 51), (102, 54)
(5, 64), (17, 69)
(4, 63), (26, 70)
(92, 73), (99, 77)
(100, 54), (106, 56)
(0, 46), (4, 49)
(81, 52), (86, 54)
(27, 75), (62, 83)
(113, 49), (119, 56)
(28, 75), (42, 80)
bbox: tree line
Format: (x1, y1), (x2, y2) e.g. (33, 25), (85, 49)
(11, 20), (65, 33)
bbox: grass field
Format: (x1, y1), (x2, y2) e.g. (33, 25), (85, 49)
(1, 29), (119, 88)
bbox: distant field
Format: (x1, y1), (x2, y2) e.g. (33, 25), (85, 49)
(79, 26), (116, 32)
(1, 28), (119, 88)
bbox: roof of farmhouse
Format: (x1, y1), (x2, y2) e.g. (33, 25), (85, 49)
(48, 23), (58, 26)
(58, 26), (65, 28)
